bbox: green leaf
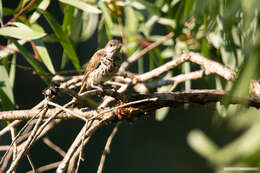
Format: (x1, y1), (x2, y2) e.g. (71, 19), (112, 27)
(29, 0), (51, 24)
(62, 5), (75, 36)
(0, 22), (46, 40)
(183, 62), (191, 90)
(33, 40), (56, 74)
(80, 12), (99, 41)
(201, 39), (210, 58)
(155, 107), (170, 121)
(187, 130), (218, 160)
(2, 8), (14, 16)
(40, 10), (80, 70)
(125, 6), (139, 55)
(184, 0), (194, 19)
(59, 0), (101, 14)
(70, 10), (83, 43)
(11, 39), (51, 85)
(0, 65), (14, 102)
(98, 1), (113, 29)
(135, 0), (160, 15)
(0, 64), (15, 110)
(0, 87), (16, 110)
(0, 40), (26, 59)
(9, 54), (16, 88)
(60, 52), (70, 69)
(0, 0), (2, 25)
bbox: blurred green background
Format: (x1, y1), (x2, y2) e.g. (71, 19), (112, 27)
(1, 0), (260, 172)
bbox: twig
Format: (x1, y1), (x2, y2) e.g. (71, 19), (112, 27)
(91, 97), (158, 120)
(10, 128), (17, 163)
(3, 0), (36, 27)
(0, 107), (47, 167)
(56, 123), (89, 173)
(26, 161), (60, 173)
(56, 113), (115, 173)
(1, 148), (12, 172)
(120, 32), (174, 71)
(47, 101), (88, 121)
(0, 146), (9, 151)
(6, 103), (48, 173)
(26, 100), (76, 163)
(43, 137), (66, 157)
(0, 120), (21, 136)
(67, 136), (92, 173)
(133, 69), (207, 93)
(74, 135), (85, 173)
(27, 153), (37, 173)
(97, 122), (121, 173)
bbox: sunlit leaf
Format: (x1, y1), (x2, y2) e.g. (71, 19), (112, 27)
(155, 107), (170, 121)
(0, 22), (46, 40)
(98, 1), (113, 30)
(80, 12), (99, 41)
(62, 5), (75, 36)
(0, 40), (26, 59)
(0, 65), (14, 102)
(11, 38), (51, 85)
(9, 54), (16, 88)
(187, 130), (218, 160)
(40, 10), (80, 70)
(135, 0), (160, 15)
(59, 0), (101, 14)
(184, 0), (194, 19)
(0, 0), (2, 25)
(125, 6), (139, 55)
(70, 10), (82, 43)
(0, 64), (15, 110)
(33, 40), (56, 74)
(29, 0), (50, 24)
(155, 72), (172, 121)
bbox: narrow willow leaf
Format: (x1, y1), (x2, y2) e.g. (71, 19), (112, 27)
(0, 88), (16, 110)
(0, 65), (14, 104)
(62, 5), (75, 36)
(98, 1), (113, 29)
(0, 22), (46, 40)
(59, 0), (101, 14)
(155, 72), (172, 121)
(11, 39), (51, 85)
(187, 130), (218, 159)
(125, 6), (139, 55)
(155, 107), (170, 121)
(9, 54), (16, 88)
(0, 0), (2, 25)
(70, 10), (83, 43)
(0, 40), (26, 59)
(34, 40), (56, 74)
(40, 10), (80, 70)
(183, 62), (191, 90)
(80, 12), (99, 41)
(184, 0), (194, 19)
(29, 0), (51, 24)
(135, 0), (160, 15)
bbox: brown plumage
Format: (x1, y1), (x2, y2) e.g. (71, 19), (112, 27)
(79, 40), (122, 94)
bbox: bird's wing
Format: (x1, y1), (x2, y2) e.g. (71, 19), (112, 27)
(79, 49), (106, 93)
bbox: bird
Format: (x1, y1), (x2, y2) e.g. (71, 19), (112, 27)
(78, 40), (122, 94)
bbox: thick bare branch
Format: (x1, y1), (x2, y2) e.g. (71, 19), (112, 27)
(136, 52), (236, 82)
(1, 90), (260, 122)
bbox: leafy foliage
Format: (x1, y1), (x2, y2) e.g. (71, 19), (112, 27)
(0, 0), (260, 172)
